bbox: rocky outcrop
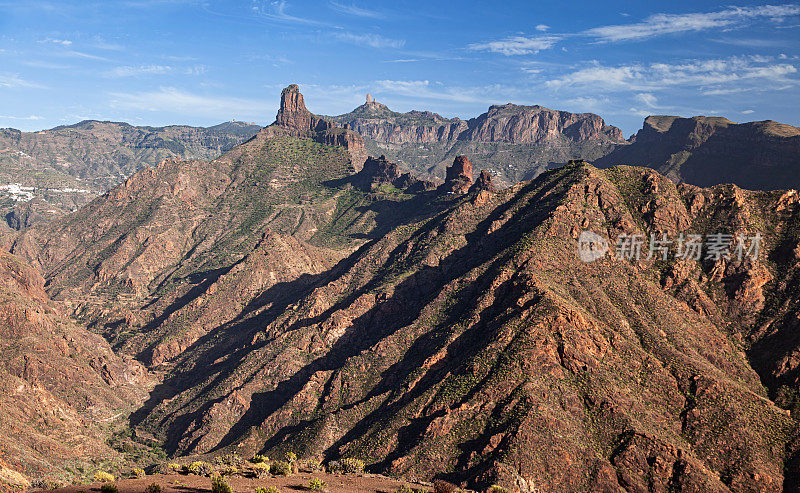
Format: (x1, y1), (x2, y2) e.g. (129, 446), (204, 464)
(595, 115), (800, 190)
(264, 84), (367, 169)
(438, 155), (473, 194)
(469, 169), (495, 194)
(352, 155), (435, 193)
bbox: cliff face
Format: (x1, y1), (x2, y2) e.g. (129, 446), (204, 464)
(595, 115), (800, 190)
(332, 96), (627, 187)
(463, 103), (625, 144)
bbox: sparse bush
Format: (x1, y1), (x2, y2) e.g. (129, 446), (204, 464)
(132, 468), (146, 479)
(325, 460), (342, 474)
(340, 457), (365, 474)
(255, 488), (280, 493)
(395, 486), (427, 493)
(270, 460), (292, 476)
(252, 461), (271, 478)
(167, 463), (183, 472)
(302, 458), (322, 472)
(93, 471), (116, 483)
(284, 452), (297, 463)
(216, 452), (246, 467)
(145, 483), (162, 493)
(489, 486), (511, 493)
(211, 475), (233, 493)
(308, 478), (327, 491)
(251, 454), (269, 463)
(188, 461), (214, 476)
(100, 484), (119, 493)
(220, 465), (240, 477)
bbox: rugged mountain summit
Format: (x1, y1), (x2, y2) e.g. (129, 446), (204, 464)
(333, 95), (627, 187)
(595, 115), (800, 190)
(266, 84), (368, 169)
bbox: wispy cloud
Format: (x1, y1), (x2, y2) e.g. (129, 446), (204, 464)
(250, 0), (326, 25)
(535, 24), (550, 32)
(468, 35), (561, 55)
(545, 57), (798, 93)
(328, 1), (384, 19)
(584, 5), (800, 42)
(0, 74), (46, 89)
(108, 87), (274, 117)
(64, 50), (112, 62)
(334, 32), (405, 49)
(39, 37), (72, 46)
(0, 114), (44, 120)
(104, 65), (172, 78)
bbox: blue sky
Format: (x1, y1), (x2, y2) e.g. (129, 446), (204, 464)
(0, 0), (798, 136)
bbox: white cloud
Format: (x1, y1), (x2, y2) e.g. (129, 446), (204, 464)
(742, 109), (755, 114)
(108, 87), (275, 117)
(329, 1), (384, 18)
(334, 32), (405, 49)
(104, 65), (173, 78)
(0, 74), (45, 89)
(585, 5), (800, 42)
(39, 38), (72, 46)
(250, 0), (327, 25)
(546, 57), (798, 92)
(635, 93), (658, 108)
(468, 35), (561, 55)
(0, 114), (43, 120)
(535, 24), (550, 32)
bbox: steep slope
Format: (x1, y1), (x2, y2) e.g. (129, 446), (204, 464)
(0, 250), (152, 486)
(0, 120), (261, 227)
(595, 115), (800, 190)
(122, 162), (800, 491)
(332, 96), (627, 187)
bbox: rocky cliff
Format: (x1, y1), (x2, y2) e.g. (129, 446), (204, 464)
(263, 84), (368, 169)
(595, 115), (800, 190)
(332, 95), (627, 187)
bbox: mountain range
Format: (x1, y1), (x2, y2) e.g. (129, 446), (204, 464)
(2, 84), (800, 491)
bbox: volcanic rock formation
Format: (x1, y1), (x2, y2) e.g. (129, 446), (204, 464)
(438, 155), (474, 194)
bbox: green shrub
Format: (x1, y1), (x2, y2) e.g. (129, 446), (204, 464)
(132, 468), (146, 479)
(395, 486), (427, 493)
(251, 454), (269, 463)
(340, 457), (365, 474)
(270, 460), (292, 476)
(100, 484), (118, 493)
(255, 488), (280, 493)
(145, 483), (162, 493)
(309, 478), (327, 491)
(167, 463), (182, 472)
(93, 471), (116, 483)
(211, 475), (233, 493)
(489, 486), (511, 493)
(302, 458), (322, 472)
(284, 452), (297, 463)
(187, 461), (214, 476)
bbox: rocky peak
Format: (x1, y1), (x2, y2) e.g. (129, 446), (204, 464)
(438, 155), (474, 194)
(469, 169), (495, 194)
(353, 154), (434, 193)
(275, 84), (325, 133)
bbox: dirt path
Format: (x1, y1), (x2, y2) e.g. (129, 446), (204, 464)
(51, 473), (430, 493)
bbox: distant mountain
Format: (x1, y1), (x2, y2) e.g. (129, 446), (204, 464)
(0, 120), (261, 228)
(7, 84), (800, 491)
(595, 115), (800, 190)
(331, 96), (627, 188)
